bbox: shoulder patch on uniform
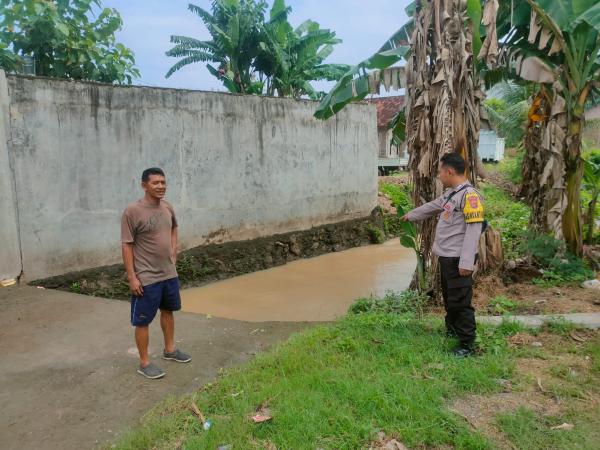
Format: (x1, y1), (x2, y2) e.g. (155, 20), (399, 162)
(463, 192), (484, 223)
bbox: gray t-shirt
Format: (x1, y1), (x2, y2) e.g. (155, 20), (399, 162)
(121, 198), (178, 286)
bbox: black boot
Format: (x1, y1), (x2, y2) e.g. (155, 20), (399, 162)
(452, 342), (476, 358)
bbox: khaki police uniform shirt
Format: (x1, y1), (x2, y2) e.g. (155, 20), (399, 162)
(405, 182), (484, 271)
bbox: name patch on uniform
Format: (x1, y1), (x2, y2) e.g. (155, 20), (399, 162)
(463, 193), (484, 223)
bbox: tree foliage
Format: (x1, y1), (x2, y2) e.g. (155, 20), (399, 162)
(0, 0), (140, 84)
(166, 0), (347, 98)
(255, 0), (349, 100)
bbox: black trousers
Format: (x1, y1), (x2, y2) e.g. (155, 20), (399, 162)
(439, 256), (476, 347)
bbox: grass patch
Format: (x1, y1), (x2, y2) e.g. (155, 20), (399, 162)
(497, 150), (524, 185)
(480, 184), (529, 259)
(113, 312), (520, 450)
(496, 406), (600, 450)
(379, 183), (413, 211)
(487, 295), (518, 316)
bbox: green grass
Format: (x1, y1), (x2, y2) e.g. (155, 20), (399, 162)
(481, 184), (530, 258)
(113, 313), (520, 450)
(496, 406), (600, 450)
(379, 183), (413, 211)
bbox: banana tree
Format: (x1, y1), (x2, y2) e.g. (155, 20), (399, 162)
(583, 153), (600, 243)
(254, 0), (349, 99)
(499, 0), (600, 255)
(166, 1), (267, 94)
(315, 0), (500, 294)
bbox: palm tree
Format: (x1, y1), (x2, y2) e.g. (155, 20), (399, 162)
(166, 1), (267, 94)
(498, 0), (600, 255)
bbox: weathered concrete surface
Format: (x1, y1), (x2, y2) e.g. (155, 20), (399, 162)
(0, 285), (309, 450)
(0, 72), (21, 280)
(3, 74), (377, 280)
(478, 313), (600, 329)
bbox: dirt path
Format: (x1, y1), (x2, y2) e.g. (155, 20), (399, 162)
(0, 286), (308, 450)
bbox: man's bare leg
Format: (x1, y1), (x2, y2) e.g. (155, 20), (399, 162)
(160, 309), (176, 353)
(135, 325), (150, 367)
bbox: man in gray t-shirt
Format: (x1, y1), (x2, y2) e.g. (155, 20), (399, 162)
(402, 153), (485, 357)
(121, 167), (191, 379)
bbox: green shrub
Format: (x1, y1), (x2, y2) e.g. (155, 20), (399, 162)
(488, 296), (518, 315)
(520, 232), (594, 286)
(365, 224), (384, 244)
(349, 290), (428, 316)
(481, 184), (530, 258)
(497, 150), (524, 184)
(379, 183), (413, 210)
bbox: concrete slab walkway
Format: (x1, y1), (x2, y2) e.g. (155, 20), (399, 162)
(478, 312), (600, 329)
(0, 286), (308, 450)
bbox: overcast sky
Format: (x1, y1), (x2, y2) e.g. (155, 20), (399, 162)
(102, 0), (410, 92)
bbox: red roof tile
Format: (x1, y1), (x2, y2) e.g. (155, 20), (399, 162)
(366, 96), (405, 129)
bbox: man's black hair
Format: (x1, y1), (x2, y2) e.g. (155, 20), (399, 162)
(440, 152), (466, 175)
(141, 167), (165, 182)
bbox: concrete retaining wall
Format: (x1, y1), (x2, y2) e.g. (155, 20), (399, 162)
(1, 72), (377, 280)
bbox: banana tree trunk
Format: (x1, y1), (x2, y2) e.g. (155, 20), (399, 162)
(586, 193), (598, 244)
(562, 85), (591, 256)
(520, 88), (569, 240)
(405, 0), (481, 294)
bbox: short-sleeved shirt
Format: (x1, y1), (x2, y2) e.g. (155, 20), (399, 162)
(121, 198), (178, 286)
(405, 182), (484, 270)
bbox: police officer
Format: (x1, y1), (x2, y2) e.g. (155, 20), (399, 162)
(401, 152), (485, 357)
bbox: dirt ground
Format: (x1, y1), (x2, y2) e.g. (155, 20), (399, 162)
(473, 275), (600, 316)
(451, 329), (600, 449)
(0, 285), (308, 450)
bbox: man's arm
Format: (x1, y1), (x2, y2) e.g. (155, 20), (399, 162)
(122, 243), (143, 296)
(401, 196), (444, 222)
(170, 226), (178, 264)
(458, 222), (483, 274)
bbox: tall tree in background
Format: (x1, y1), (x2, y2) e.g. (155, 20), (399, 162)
(0, 0), (139, 84)
(167, 0), (348, 98)
(166, 0), (267, 94)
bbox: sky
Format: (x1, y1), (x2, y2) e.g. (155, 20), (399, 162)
(102, 0), (410, 93)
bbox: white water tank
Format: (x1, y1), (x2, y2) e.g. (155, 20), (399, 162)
(478, 130), (505, 162)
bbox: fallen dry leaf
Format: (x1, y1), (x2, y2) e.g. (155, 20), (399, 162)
(190, 402), (207, 424)
(536, 377), (546, 393)
(551, 423), (574, 431)
(569, 331), (587, 343)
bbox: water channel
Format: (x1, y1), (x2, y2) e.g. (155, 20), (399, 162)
(181, 240), (416, 322)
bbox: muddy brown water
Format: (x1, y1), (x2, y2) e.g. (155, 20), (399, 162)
(181, 240), (416, 322)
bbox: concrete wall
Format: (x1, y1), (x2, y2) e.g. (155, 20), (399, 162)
(2, 73), (377, 280)
(0, 72), (22, 280)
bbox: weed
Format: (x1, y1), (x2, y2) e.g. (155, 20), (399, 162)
(544, 317), (578, 335)
(70, 281), (81, 293)
(480, 184), (530, 259)
(348, 290), (428, 317)
(379, 183), (413, 211)
(497, 407), (600, 450)
(497, 149), (524, 184)
(176, 254), (209, 283)
(488, 295), (518, 315)
(365, 224), (385, 244)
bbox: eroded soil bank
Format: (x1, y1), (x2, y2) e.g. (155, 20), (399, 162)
(33, 210), (401, 299)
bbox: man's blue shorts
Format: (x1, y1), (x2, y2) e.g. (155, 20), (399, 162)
(130, 277), (181, 326)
